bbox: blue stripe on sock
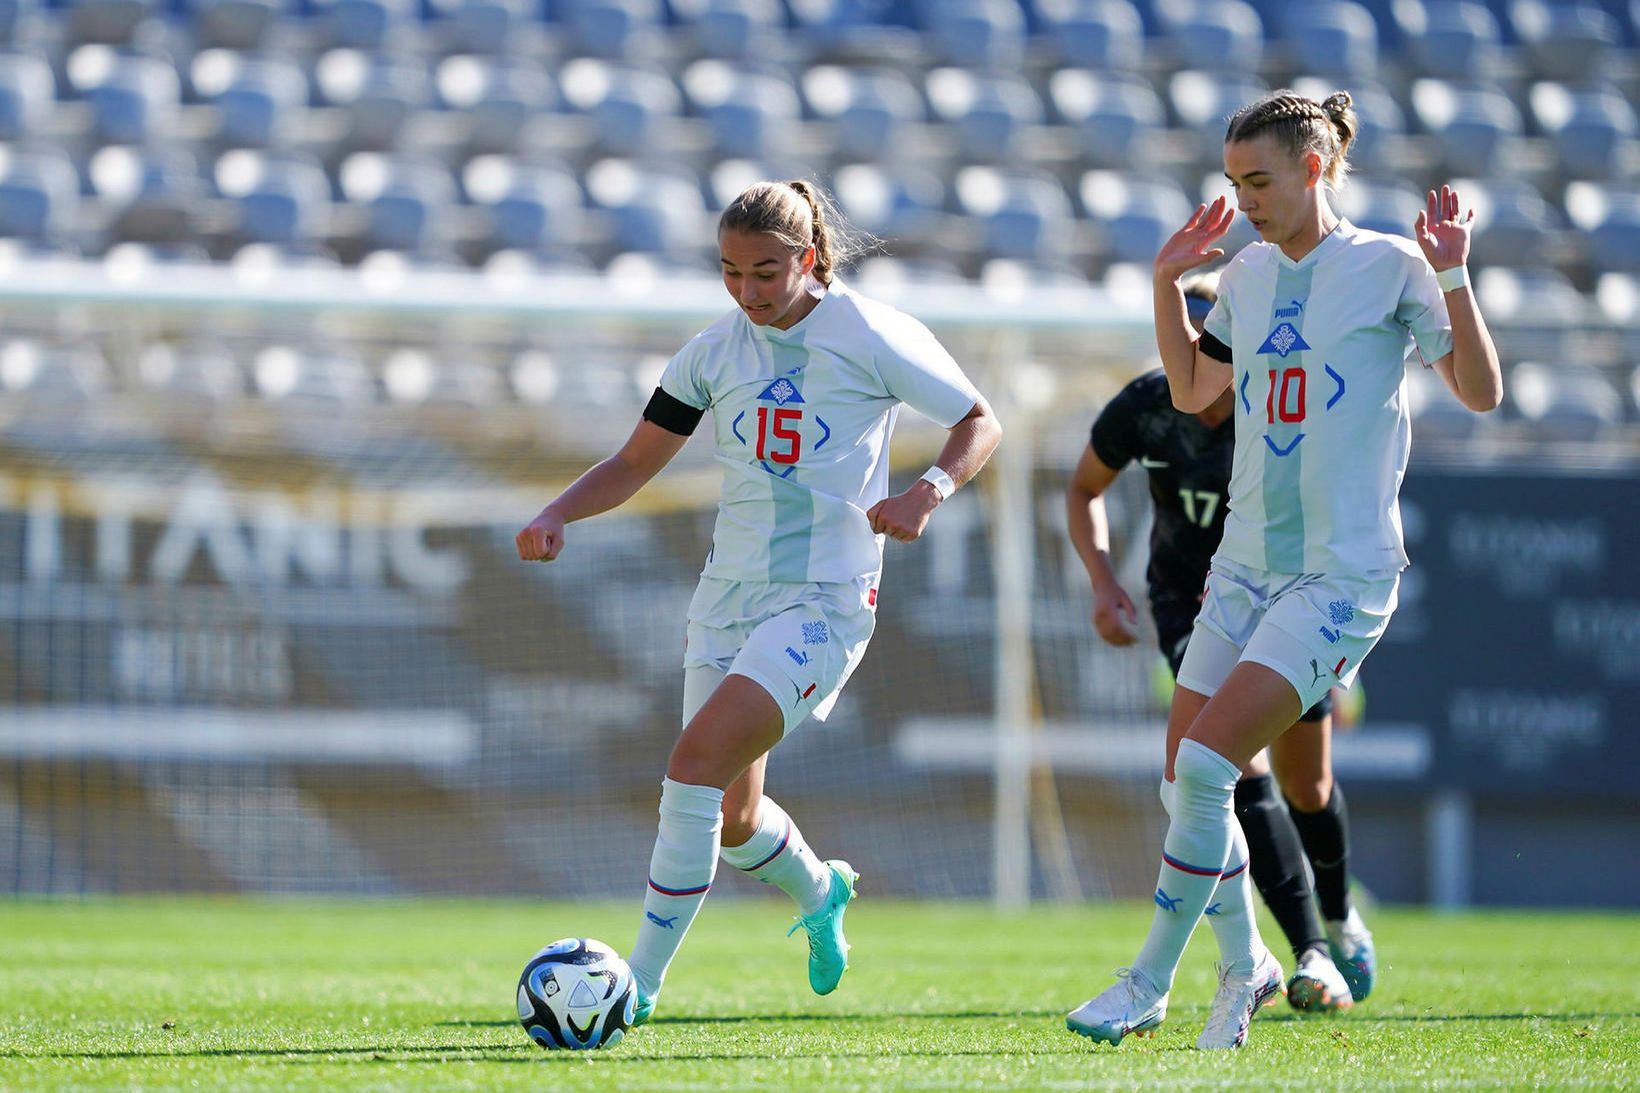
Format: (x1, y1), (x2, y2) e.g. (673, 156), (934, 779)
(741, 819), (791, 873)
(648, 878), (712, 897)
(1162, 851), (1223, 877)
(1220, 859), (1247, 880)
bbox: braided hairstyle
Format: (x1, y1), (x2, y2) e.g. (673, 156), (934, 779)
(718, 180), (872, 285)
(1225, 89), (1358, 190)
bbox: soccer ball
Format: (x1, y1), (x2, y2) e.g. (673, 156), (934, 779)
(516, 938), (636, 1051)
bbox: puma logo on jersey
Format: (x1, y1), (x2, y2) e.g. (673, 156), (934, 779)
(1310, 659), (1326, 686)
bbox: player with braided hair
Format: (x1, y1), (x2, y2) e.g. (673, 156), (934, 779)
(517, 179), (1001, 1028)
(1066, 88), (1501, 1050)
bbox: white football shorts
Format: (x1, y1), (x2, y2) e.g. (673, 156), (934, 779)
(1176, 556), (1400, 713)
(682, 575), (877, 735)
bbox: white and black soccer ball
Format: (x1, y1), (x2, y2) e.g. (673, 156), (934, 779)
(516, 938), (636, 1051)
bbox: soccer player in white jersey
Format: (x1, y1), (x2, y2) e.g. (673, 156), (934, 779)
(516, 180), (1002, 1029)
(1066, 89), (1501, 1050)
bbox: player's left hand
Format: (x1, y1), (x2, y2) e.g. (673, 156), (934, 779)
(1414, 184), (1474, 272)
(867, 481), (941, 543)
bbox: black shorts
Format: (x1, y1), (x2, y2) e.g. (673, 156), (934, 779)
(1153, 599), (1332, 723)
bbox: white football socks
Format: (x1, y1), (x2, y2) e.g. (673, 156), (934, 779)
(719, 796), (831, 915)
(1200, 818), (1265, 973)
(1132, 739), (1243, 991)
(627, 777), (724, 1000)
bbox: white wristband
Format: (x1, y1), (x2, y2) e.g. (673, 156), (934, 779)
(1435, 265), (1469, 293)
(919, 466), (956, 501)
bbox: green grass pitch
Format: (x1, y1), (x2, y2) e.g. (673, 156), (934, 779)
(2, 898), (1635, 1091)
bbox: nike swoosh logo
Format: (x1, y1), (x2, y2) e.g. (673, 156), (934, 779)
(1139, 457), (1169, 468)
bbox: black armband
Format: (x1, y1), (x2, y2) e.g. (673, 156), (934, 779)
(643, 387), (706, 436)
(1197, 331), (1233, 363)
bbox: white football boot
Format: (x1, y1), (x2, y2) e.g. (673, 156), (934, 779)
(1196, 947), (1284, 1050)
(1286, 946), (1355, 1013)
(1066, 967), (1169, 1045)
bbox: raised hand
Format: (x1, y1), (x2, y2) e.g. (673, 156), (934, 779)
(1414, 185), (1474, 272)
(1155, 195), (1235, 283)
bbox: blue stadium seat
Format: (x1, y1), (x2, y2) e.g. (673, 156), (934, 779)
(1511, 0), (1621, 81)
(251, 342), (375, 404)
(801, 66), (924, 164)
(0, 50), (53, 141)
(1048, 70), (1166, 168)
(1529, 82), (1638, 181)
(682, 61), (801, 162)
(64, 0), (156, 46)
(1508, 359), (1622, 440)
(784, 0), (922, 60)
(1080, 169), (1193, 264)
(1404, 365), (1491, 439)
(1410, 79), (1522, 175)
(187, 0), (283, 51)
(669, 0), (783, 60)
(1280, 0), (1380, 79)
(462, 155), (584, 256)
(1290, 77), (1407, 163)
(558, 58), (681, 159)
(309, 0), (412, 51)
(1396, 0), (1503, 80)
(192, 51), (308, 148)
(435, 57), (556, 157)
(1168, 69), (1269, 164)
(555, 0), (667, 61)
(88, 144), (204, 245)
(1566, 181), (1640, 275)
(1456, 178), (1562, 269)
(67, 47), (181, 145)
(954, 166), (1076, 264)
(832, 161), (946, 243)
(425, 0), (533, 55)
(1156, 0), (1264, 73)
(133, 340), (246, 402)
(0, 148), (80, 248)
(583, 158), (710, 260)
(924, 68), (1043, 163)
(1033, 0), (1146, 71)
(1332, 179), (1424, 239)
(338, 153), (457, 257)
(915, 0), (1027, 69)
(314, 52), (431, 152)
(215, 150), (331, 249)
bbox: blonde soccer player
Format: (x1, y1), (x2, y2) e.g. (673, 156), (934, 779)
(517, 180), (1001, 1027)
(1066, 89), (1501, 1050)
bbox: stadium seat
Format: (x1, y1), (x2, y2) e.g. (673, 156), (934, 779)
(1033, 0), (1146, 71)
(1404, 364), (1491, 440)
(424, 0), (534, 56)
(215, 150), (331, 250)
(1510, 0), (1621, 81)
(0, 338), (111, 401)
(1508, 360), (1623, 440)
(1409, 79), (1523, 176)
(67, 47), (181, 146)
(1279, 0), (1380, 79)
(1155, 0), (1264, 73)
(1332, 179), (1424, 239)
(89, 144), (204, 246)
(309, 0), (412, 51)
(133, 339), (246, 402)
(832, 161), (947, 246)
(801, 65), (924, 165)
(583, 158), (711, 261)
(191, 51), (308, 149)
(682, 60), (802, 162)
(337, 153), (457, 258)
(314, 51), (432, 153)
(784, 0), (922, 61)
(64, 0), (156, 46)
(915, 0), (1027, 69)
(1528, 82), (1638, 181)
(953, 166), (1076, 266)
(1168, 69), (1269, 164)
(669, 0), (784, 60)
(924, 67), (1044, 163)
(251, 342), (374, 404)
(0, 147), (80, 249)
(462, 155), (584, 257)
(1396, 0), (1503, 80)
(1048, 70), (1166, 168)
(555, 0), (668, 61)
(1565, 181), (1640, 275)
(0, 50), (53, 142)
(1458, 178), (1562, 269)
(187, 0), (283, 51)
(435, 57), (556, 158)
(1080, 169), (1194, 264)
(1289, 77), (1407, 164)
(558, 58), (682, 159)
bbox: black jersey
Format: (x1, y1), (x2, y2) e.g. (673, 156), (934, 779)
(1088, 368), (1232, 610)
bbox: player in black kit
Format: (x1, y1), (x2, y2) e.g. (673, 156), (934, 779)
(1065, 275), (1375, 1012)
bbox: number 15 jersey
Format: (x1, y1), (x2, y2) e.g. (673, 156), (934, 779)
(659, 279), (982, 585)
(1202, 220), (1454, 576)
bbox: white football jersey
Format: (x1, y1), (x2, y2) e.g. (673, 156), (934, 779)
(660, 279), (982, 584)
(1203, 220), (1454, 575)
